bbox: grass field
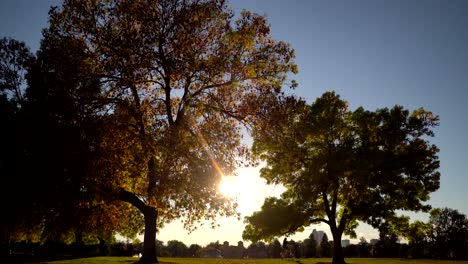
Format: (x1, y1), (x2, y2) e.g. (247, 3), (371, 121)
(42, 257), (468, 264)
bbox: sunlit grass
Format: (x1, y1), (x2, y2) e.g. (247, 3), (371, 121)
(43, 257), (468, 264)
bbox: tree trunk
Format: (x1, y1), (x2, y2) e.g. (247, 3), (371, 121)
(98, 237), (109, 256)
(331, 230), (346, 264)
(74, 230), (84, 257)
(136, 206), (158, 264)
(117, 157), (159, 263)
(75, 230), (83, 245)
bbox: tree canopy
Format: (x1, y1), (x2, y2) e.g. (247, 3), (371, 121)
(0, 37), (41, 243)
(243, 91), (440, 264)
(42, 0), (296, 262)
(0, 35), (144, 247)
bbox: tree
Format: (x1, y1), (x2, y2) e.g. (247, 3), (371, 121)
(374, 223), (401, 258)
(405, 220), (430, 258)
(357, 237), (370, 257)
(0, 37), (41, 244)
(0, 37), (34, 107)
(243, 92), (440, 264)
(188, 244), (202, 258)
(302, 232), (317, 258)
(288, 239), (301, 258)
(1, 39), (144, 248)
(206, 240), (222, 251)
(155, 240), (169, 257)
(267, 238), (282, 258)
(319, 233), (331, 258)
(45, 0), (296, 263)
(22, 32), (144, 248)
(246, 241), (268, 258)
(427, 207), (468, 259)
(166, 240), (189, 257)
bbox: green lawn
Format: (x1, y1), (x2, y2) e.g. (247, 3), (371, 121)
(42, 257), (468, 264)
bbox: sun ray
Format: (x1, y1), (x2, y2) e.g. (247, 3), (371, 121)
(191, 121), (226, 180)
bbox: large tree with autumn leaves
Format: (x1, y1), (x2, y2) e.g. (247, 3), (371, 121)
(42, 0), (296, 263)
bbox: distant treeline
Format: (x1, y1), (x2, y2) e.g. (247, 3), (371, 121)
(4, 207), (468, 262)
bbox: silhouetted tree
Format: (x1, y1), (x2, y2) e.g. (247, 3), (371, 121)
(155, 240), (169, 257)
(0, 37), (34, 107)
(267, 239), (282, 258)
(343, 244), (358, 258)
(24, 32), (144, 247)
(427, 207), (468, 259)
(288, 239), (301, 258)
(206, 241), (222, 251)
(243, 92), (440, 264)
(303, 234), (317, 258)
(0, 37), (42, 243)
(0, 35), (145, 252)
(319, 233), (331, 258)
(188, 244), (202, 258)
(374, 224), (401, 258)
(166, 240), (189, 257)
(405, 220), (430, 258)
(247, 241), (268, 258)
(357, 237), (371, 257)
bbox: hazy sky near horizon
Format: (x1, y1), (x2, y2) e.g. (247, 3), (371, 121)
(1, 0), (467, 246)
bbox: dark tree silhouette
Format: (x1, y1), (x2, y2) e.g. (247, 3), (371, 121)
(428, 207), (468, 259)
(166, 240), (189, 257)
(320, 233), (331, 258)
(188, 244), (202, 258)
(304, 234), (317, 258)
(0, 37), (42, 243)
(267, 239), (282, 258)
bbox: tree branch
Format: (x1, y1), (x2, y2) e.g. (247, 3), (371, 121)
(129, 83), (147, 137)
(322, 191), (331, 217)
(338, 209), (349, 234)
(310, 218), (330, 225)
(280, 223), (305, 237)
(331, 188), (338, 218)
(117, 188), (147, 213)
(175, 75), (191, 125)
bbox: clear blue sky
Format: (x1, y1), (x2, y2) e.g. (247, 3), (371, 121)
(1, 0), (467, 246)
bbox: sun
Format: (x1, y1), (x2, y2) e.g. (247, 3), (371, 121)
(219, 175), (240, 198)
(218, 168), (260, 215)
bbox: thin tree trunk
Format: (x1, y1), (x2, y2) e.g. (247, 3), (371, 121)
(331, 231), (346, 264)
(136, 206), (158, 264)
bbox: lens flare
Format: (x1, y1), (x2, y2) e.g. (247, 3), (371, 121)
(191, 122), (225, 179)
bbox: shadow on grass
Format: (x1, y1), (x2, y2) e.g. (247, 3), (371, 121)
(81, 259), (176, 264)
(116, 259), (168, 264)
(19, 256), (176, 264)
(286, 260), (331, 264)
